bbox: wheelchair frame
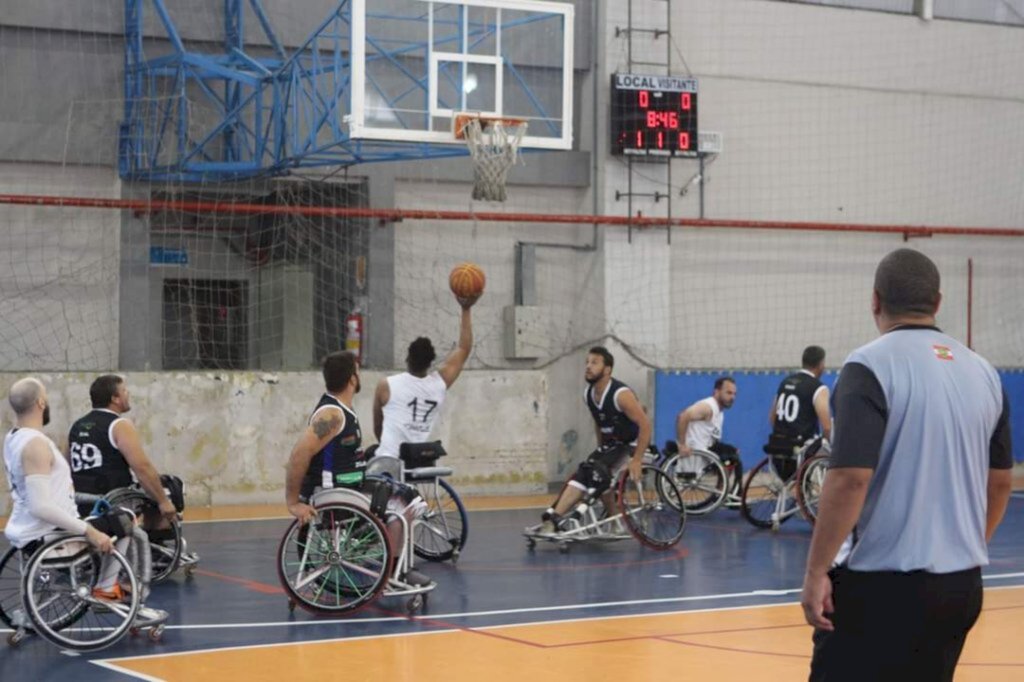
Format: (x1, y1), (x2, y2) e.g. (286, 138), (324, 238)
(366, 451), (469, 564)
(101, 484), (199, 581)
(740, 438), (829, 530)
(0, 510), (167, 651)
(277, 484), (436, 616)
(523, 464), (687, 554)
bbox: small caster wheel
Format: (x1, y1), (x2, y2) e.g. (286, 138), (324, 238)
(8, 630), (25, 647)
(451, 549), (460, 565)
(287, 599), (297, 613)
(525, 538), (536, 550)
(558, 543), (570, 554)
(184, 564), (197, 578)
(148, 625), (165, 642)
(407, 594), (423, 614)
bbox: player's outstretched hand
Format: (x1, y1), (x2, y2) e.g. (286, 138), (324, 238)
(457, 293), (481, 309)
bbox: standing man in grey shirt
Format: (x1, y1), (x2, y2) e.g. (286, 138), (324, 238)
(801, 248), (1013, 682)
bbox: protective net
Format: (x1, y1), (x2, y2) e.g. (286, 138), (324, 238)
(0, 0), (1022, 378)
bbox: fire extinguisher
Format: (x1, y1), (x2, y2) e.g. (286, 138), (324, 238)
(345, 310), (363, 363)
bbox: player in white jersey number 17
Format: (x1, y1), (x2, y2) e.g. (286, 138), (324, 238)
(373, 290), (480, 458)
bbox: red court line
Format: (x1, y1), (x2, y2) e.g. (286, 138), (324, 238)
(655, 635), (812, 660)
(543, 622), (807, 649)
(372, 606), (546, 649)
(191, 568), (284, 595)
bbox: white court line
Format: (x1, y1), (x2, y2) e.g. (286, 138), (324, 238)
(90, 661), (166, 682)
(90, 599), (808, 677)
(5, 573), (1024, 635)
(151, 587), (806, 631)
(89, 582), (1024, 681)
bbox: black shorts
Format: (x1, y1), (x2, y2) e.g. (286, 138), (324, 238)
(709, 441), (740, 465)
(810, 566), (982, 682)
(571, 444), (631, 489)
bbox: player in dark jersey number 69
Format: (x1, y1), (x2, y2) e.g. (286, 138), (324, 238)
(68, 375), (178, 523)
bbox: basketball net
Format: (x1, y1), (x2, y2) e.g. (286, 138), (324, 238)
(460, 116), (527, 202)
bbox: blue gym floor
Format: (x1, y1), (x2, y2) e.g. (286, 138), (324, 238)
(2, 496), (1023, 681)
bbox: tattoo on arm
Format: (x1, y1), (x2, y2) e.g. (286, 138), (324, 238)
(313, 414), (342, 440)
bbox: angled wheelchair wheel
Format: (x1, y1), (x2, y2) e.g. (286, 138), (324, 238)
(617, 465), (686, 550)
(106, 489), (183, 582)
(23, 535), (140, 652)
(277, 502), (392, 615)
(410, 478), (468, 562)
(740, 457), (797, 529)
(796, 454), (829, 524)
(0, 545), (33, 634)
(662, 451), (728, 516)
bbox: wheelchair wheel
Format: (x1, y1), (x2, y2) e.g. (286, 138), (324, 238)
(662, 451), (728, 515)
(740, 457), (797, 529)
(796, 454), (829, 523)
(616, 465), (686, 550)
(410, 478), (468, 562)
(23, 535), (140, 652)
(106, 489), (182, 582)
(277, 502), (392, 615)
(0, 546), (32, 634)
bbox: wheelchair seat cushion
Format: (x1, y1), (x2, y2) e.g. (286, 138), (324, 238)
(399, 441), (447, 468)
(763, 433), (803, 456)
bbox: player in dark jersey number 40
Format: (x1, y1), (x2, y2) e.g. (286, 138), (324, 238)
(769, 345), (832, 448)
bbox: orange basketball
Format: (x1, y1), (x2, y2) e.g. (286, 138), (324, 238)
(449, 262), (486, 299)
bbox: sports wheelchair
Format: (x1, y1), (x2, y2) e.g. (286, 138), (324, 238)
(276, 476), (436, 616)
(650, 442), (731, 516)
(0, 501), (167, 651)
(365, 442), (468, 564)
(739, 435), (829, 530)
(81, 475), (198, 581)
(523, 462), (686, 553)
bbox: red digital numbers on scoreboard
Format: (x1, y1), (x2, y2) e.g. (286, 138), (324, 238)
(612, 74), (698, 158)
(646, 110), (679, 129)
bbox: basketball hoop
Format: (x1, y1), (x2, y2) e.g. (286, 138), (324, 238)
(454, 113), (527, 202)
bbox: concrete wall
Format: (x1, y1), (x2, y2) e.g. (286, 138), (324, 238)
(0, 369), (549, 515)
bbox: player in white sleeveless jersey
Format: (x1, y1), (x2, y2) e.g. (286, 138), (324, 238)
(675, 376), (737, 453)
(373, 291), (479, 458)
(3, 378), (165, 617)
(674, 376), (742, 505)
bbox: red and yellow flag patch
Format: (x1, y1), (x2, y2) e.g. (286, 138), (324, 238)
(933, 345), (954, 361)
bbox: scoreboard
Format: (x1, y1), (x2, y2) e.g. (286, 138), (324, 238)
(611, 73), (698, 158)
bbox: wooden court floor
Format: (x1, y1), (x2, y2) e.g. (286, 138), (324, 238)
(1, 495), (1023, 681)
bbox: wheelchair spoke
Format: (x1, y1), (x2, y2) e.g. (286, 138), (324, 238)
(293, 563), (332, 591)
